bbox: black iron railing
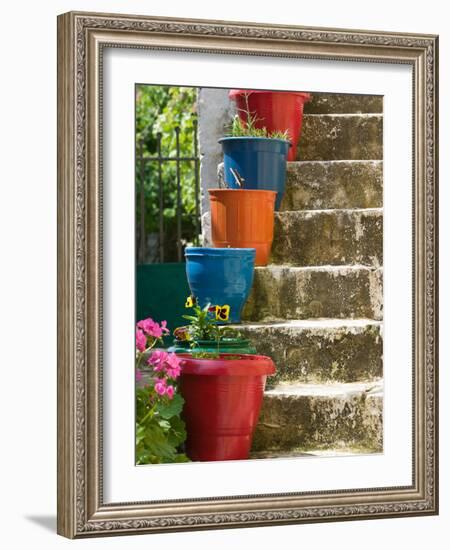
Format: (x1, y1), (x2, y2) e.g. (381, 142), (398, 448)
(136, 120), (200, 263)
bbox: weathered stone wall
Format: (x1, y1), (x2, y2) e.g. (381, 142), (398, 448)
(197, 88), (234, 244)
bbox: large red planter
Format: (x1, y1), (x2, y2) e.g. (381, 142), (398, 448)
(229, 89), (311, 161)
(179, 353), (276, 461)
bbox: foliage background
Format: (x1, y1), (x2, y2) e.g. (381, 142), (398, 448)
(136, 85), (199, 263)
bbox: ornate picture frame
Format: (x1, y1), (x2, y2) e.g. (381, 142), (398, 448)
(57, 11), (438, 538)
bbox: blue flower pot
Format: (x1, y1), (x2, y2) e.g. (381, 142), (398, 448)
(219, 136), (290, 210)
(185, 247), (256, 323)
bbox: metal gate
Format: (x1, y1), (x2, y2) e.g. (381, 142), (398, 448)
(136, 120), (201, 264)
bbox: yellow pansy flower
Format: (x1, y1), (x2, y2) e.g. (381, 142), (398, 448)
(215, 305), (230, 321)
(185, 295), (197, 308)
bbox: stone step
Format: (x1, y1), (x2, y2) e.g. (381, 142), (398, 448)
(304, 93), (383, 115)
(297, 114), (383, 161)
(234, 319), (383, 385)
(218, 160), (383, 211)
(252, 381), (383, 453)
(272, 208), (383, 267)
(282, 160), (383, 211)
(242, 265), (382, 322)
(250, 447), (382, 460)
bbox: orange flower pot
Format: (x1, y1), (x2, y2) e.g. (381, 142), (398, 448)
(209, 189), (276, 266)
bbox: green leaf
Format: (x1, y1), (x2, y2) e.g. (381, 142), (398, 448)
(158, 419), (171, 430)
(182, 315), (197, 321)
(173, 453), (190, 463)
(167, 415), (187, 447)
(142, 424), (176, 461)
(156, 393), (184, 419)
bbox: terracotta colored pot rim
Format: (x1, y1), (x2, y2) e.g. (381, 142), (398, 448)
(179, 353), (276, 376)
(229, 89), (311, 101)
(209, 189), (277, 196)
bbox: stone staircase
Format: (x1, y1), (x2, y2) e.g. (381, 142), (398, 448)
(236, 93), (384, 457)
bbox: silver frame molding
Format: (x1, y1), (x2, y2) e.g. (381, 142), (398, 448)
(57, 11), (439, 538)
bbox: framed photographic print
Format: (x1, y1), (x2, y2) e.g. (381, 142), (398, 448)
(57, 11), (439, 538)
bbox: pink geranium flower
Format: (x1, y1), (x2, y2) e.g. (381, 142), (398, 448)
(165, 352), (182, 379)
(148, 349), (169, 372)
(135, 328), (147, 352)
(160, 320), (170, 335)
(137, 318), (164, 339)
(166, 385), (175, 399)
(154, 378), (167, 396)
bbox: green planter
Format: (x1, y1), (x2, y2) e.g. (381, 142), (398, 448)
(168, 338), (257, 355)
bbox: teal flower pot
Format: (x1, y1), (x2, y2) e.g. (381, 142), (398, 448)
(185, 247), (256, 323)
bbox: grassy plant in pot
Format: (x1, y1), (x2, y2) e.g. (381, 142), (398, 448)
(185, 247), (255, 323)
(176, 308), (276, 461)
(168, 300), (257, 355)
(218, 103), (291, 210)
(229, 89), (312, 162)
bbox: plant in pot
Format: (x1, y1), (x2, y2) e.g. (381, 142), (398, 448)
(175, 308), (276, 462)
(218, 98), (291, 210)
(169, 299), (257, 355)
(229, 89), (312, 162)
(135, 317), (190, 464)
(185, 246), (255, 323)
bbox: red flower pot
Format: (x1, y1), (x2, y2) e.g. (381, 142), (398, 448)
(229, 89), (312, 161)
(179, 353), (276, 461)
